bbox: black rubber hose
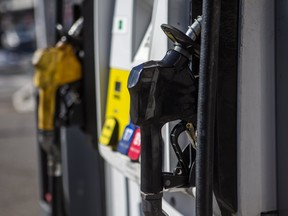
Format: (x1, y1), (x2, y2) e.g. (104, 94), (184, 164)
(196, 0), (221, 215)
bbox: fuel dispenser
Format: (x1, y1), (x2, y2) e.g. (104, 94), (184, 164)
(128, 17), (202, 215)
(128, 0), (239, 213)
(96, 0), (154, 215)
(33, 17), (84, 216)
(31, 0), (280, 215)
(98, 0), (135, 149)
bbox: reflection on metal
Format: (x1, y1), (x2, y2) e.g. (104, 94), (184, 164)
(238, 0), (276, 214)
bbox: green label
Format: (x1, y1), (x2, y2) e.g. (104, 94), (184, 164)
(118, 20), (123, 30)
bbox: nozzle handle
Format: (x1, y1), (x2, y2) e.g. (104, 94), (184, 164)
(140, 123), (163, 194)
(38, 87), (57, 131)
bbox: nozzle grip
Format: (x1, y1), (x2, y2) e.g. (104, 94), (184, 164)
(140, 123), (164, 215)
(38, 87), (57, 131)
(140, 123), (163, 194)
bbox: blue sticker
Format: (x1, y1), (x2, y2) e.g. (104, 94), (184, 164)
(117, 123), (136, 155)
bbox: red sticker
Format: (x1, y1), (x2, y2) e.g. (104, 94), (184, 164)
(128, 128), (141, 161)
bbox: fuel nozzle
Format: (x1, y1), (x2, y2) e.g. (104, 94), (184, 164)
(128, 17), (202, 216)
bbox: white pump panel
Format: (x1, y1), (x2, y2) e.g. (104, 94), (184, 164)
(110, 0), (134, 70)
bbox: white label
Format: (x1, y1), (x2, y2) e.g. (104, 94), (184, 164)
(133, 132), (141, 146)
(113, 17), (128, 34)
(123, 128), (134, 141)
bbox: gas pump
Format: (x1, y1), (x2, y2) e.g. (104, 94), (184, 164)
(128, 17), (202, 215)
(33, 17), (83, 216)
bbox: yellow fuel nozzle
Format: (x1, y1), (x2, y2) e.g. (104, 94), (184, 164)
(33, 43), (82, 131)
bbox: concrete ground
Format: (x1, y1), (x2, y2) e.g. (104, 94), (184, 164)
(0, 73), (39, 216)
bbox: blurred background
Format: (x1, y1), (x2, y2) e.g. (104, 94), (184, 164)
(0, 0), (39, 215)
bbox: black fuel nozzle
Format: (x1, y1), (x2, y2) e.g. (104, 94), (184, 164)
(128, 16), (202, 216)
